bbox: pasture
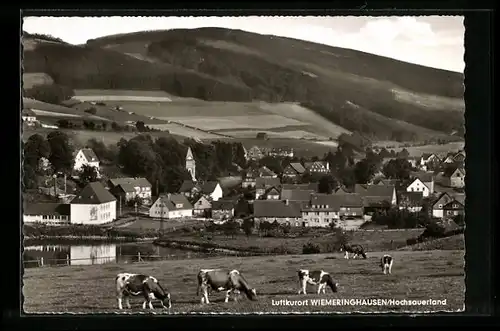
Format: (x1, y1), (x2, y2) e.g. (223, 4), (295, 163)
(23, 250), (464, 313)
(386, 142), (465, 157)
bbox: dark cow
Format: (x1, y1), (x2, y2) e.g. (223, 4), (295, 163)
(297, 269), (339, 295)
(115, 273), (171, 310)
(380, 254), (394, 274)
(340, 243), (367, 259)
(196, 269), (257, 304)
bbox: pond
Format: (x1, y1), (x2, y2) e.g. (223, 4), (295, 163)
(23, 241), (212, 268)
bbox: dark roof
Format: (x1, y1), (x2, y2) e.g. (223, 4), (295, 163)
(80, 148), (99, 162)
(377, 179), (400, 187)
(71, 182), (116, 204)
(256, 177), (281, 189)
(156, 194), (193, 210)
(24, 203), (70, 216)
(334, 187), (351, 194)
(282, 183), (319, 191)
(453, 194), (466, 205)
(264, 187), (281, 196)
(281, 189), (315, 201)
(258, 166), (276, 177)
(410, 171), (434, 183)
(355, 184), (394, 198)
(211, 200), (236, 210)
(334, 193), (364, 207)
(305, 194), (339, 211)
(286, 162), (306, 174)
(200, 181), (220, 194)
(116, 183), (136, 193)
(179, 180), (197, 192)
(362, 196), (393, 206)
(398, 191), (424, 205)
(253, 200), (302, 218)
(304, 161), (328, 170)
(109, 177), (152, 188)
(443, 198), (465, 209)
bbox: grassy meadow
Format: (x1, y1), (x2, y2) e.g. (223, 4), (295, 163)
(23, 250), (464, 313)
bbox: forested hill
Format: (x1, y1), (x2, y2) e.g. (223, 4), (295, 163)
(22, 28), (465, 141)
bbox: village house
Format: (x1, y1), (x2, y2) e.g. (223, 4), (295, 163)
(73, 148), (100, 177)
(255, 177), (282, 200)
(398, 191), (424, 212)
(406, 172), (435, 197)
(334, 187), (351, 194)
(211, 200), (236, 220)
(267, 147), (294, 158)
(253, 199), (302, 226)
(336, 194), (364, 218)
(247, 146), (264, 160)
(282, 183), (319, 191)
(193, 195), (212, 218)
(258, 166), (278, 178)
(200, 181), (224, 201)
(442, 195), (465, 218)
(431, 192), (455, 218)
(420, 153), (442, 171)
(453, 151), (466, 164)
(22, 109), (37, 125)
(442, 153), (456, 165)
(70, 182), (117, 225)
(301, 194), (340, 228)
(282, 162), (306, 179)
(149, 193), (193, 219)
(441, 166), (465, 189)
(355, 184), (397, 213)
(280, 189), (315, 204)
(108, 177), (153, 205)
(262, 186), (281, 200)
(23, 203), (70, 224)
(241, 169), (258, 188)
(178, 180), (200, 198)
(304, 161), (330, 174)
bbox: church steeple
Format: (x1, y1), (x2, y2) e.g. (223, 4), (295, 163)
(186, 147), (196, 182)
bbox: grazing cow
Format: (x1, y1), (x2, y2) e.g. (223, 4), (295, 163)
(297, 269), (339, 295)
(340, 243), (367, 259)
(380, 254), (394, 274)
(196, 269), (257, 304)
(115, 273), (171, 310)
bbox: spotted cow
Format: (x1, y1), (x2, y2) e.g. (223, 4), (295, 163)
(196, 269), (257, 304)
(380, 254), (394, 274)
(297, 269), (339, 295)
(340, 243), (367, 259)
(115, 273), (171, 310)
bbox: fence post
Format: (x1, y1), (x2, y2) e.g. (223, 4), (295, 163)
(138, 252), (141, 262)
(40, 257), (44, 267)
(66, 254), (70, 266)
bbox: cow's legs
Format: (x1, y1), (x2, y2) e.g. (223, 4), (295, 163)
(353, 253), (358, 259)
(321, 285), (327, 294)
(233, 289), (240, 302)
(317, 284), (324, 295)
(142, 301), (147, 309)
(202, 286), (210, 304)
(117, 297), (123, 310)
(225, 289), (232, 303)
(125, 296), (131, 309)
(388, 263), (393, 274)
(344, 251), (349, 259)
(148, 301), (154, 310)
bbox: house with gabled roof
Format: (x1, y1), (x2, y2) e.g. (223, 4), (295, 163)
(247, 146), (264, 160)
(262, 186), (281, 200)
(108, 177), (153, 204)
(304, 161), (330, 174)
(70, 182), (117, 225)
(258, 166), (277, 178)
(420, 153), (441, 171)
(74, 148), (100, 175)
(355, 184), (397, 212)
(200, 181), (223, 202)
(447, 167), (465, 188)
(22, 108), (37, 125)
(253, 199), (302, 226)
(431, 192), (454, 218)
(301, 193), (364, 228)
(192, 195), (212, 218)
(178, 180), (200, 198)
(255, 177), (281, 200)
(453, 151), (465, 164)
(442, 194), (465, 218)
(281, 189), (315, 202)
(406, 171), (435, 197)
(211, 199), (237, 220)
(282, 162), (306, 178)
(149, 193), (193, 219)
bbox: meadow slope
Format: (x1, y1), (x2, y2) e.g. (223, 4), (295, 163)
(22, 28), (465, 142)
(23, 250), (464, 314)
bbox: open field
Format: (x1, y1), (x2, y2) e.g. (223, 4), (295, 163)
(387, 142), (465, 157)
(399, 235), (465, 251)
(23, 250), (464, 313)
(23, 72), (54, 89)
(117, 218), (205, 231)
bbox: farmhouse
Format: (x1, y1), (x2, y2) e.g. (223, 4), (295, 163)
(267, 147), (294, 158)
(247, 146), (264, 160)
(406, 172), (435, 197)
(253, 199), (302, 226)
(282, 162), (306, 178)
(70, 182), (117, 225)
(355, 184), (397, 212)
(255, 177), (282, 200)
(108, 177), (153, 204)
(420, 153), (441, 171)
(442, 195), (465, 218)
(280, 189), (315, 203)
(74, 148), (100, 176)
(261, 186), (281, 200)
(336, 193), (364, 218)
(442, 166), (465, 189)
(304, 161), (330, 174)
(149, 194), (193, 219)
(398, 191), (424, 212)
(301, 194), (339, 228)
(431, 192), (455, 218)
(22, 109), (37, 125)
(241, 170), (258, 188)
(200, 181), (223, 201)
(442, 154), (456, 165)
(193, 196), (212, 218)
(453, 151), (465, 164)
(258, 166), (278, 178)
(23, 203), (70, 224)
(211, 200), (236, 220)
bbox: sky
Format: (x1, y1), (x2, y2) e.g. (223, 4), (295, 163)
(22, 16), (465, 73)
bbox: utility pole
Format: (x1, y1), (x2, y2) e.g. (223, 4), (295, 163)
(53, 174), (57, 197)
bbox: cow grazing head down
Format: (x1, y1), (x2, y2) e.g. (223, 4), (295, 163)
(116, 273), (171, 310)
(144, 277), (172, 309)
(232, 270), (258, 301)
(298, 269), (339, 295)
(197, 269), (257, 304)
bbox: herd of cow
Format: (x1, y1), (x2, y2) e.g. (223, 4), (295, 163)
(114, 244), (395, 310)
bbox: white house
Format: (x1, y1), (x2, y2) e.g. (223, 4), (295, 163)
(406, 178), (431, 197)
(108, 177), (153, 204)
(406, 172), (435, 197)
(74, 148), (100, 176)
(449, 167), (465, 188)
(23, 203), (70, 224)
(149, 194), (193, 219)
(70, 182), (117, 225)
(200, 181), (223, 201)
(431, 192), (454, 218)
(22, 109), (37, 125)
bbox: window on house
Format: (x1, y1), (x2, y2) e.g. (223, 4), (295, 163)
(316, 212), (320, 215)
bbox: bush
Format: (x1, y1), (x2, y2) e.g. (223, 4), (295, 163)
(84, 107), (97, 115)
(406, 238), (419, 246)
(302, 242), (321, 254)
(268, 243), (291, 255)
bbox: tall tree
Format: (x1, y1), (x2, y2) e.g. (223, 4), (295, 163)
(24, 133), (51, 169)
(79, 164), (98, 186)
(382, 158), (413, 180)
(47, 131), (74, 174)
(318, 174), (338, 194)
(354, 159), (377, 184)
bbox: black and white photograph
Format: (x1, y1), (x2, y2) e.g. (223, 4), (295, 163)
(21, 15), (465, 314)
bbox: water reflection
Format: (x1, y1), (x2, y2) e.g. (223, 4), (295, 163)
(23, 242), (211, 268)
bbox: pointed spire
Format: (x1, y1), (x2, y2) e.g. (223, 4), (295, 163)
(186, 147), (194, 160)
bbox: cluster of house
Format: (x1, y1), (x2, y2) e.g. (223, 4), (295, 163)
(245, 146), (294, 160)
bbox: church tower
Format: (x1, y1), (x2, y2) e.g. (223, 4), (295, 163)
(186, 147), (196, 182)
